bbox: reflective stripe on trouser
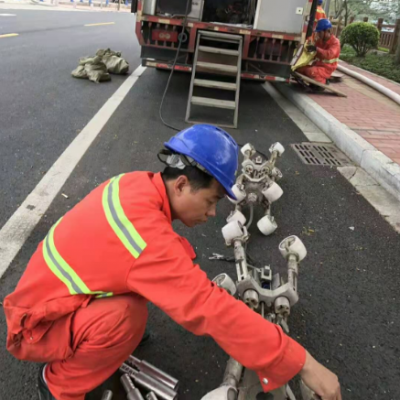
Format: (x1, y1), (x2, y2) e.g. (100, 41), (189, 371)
(43, 219), (113, 298)
(102, 174), (147, 258)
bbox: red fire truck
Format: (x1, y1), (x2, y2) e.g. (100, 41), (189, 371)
(131, 0), (319, 127)
(132, 0), (318, 82)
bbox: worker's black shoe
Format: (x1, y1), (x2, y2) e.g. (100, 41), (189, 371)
(309, 83), (325, 92)
(38, 365), (57, 400)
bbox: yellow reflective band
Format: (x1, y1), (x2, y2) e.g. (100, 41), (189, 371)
(322, 58), (339, 64)
(93, 291), (114, 298)
(43, 218), (113, 298)
(316, 9), (325, 13)
(102, 174), (147, 259)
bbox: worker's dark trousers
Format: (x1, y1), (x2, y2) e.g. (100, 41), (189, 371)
(43, 294), (148, 400)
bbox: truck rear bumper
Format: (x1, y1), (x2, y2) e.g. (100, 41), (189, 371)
(142, 59), (290, 83)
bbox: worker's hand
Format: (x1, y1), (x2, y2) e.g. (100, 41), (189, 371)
(306, 44), (317, 53)
(300, 351), (342, 400)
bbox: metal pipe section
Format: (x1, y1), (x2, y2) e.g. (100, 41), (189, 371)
(222, 358), (243, 388)
(121, 374), (145, 400)
(233, 239), (249, 281)
(287, 254), (298, 293)
(120, 364), (178, 400)
(127, 356), (179, 391)
(101, 390), (113, 400)
(146, 393), (159, 400)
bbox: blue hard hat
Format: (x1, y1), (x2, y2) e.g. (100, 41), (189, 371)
(315, 18), (332, 32)
(317, 0), (323, 5)
(164, 124), (239, 199)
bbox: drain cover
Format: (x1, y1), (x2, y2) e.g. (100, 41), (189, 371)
(291, 143), (351, 166)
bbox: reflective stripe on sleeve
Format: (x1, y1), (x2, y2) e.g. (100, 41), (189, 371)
(102, 174), (147, 258)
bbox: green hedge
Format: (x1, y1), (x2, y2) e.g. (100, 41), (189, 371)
(340, 46), (400, 83)
(341, 22), (380, 57)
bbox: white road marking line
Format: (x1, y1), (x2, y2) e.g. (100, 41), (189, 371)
(0, 33), (19, 38)
(0, 65), (147, 279)
(263, 82), (332, 143)
(0, 13), (17, 16)
(85, 22), (115, 27)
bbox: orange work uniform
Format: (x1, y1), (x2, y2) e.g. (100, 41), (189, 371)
(4, 172), (306, 400)
(316, 5), (327, 22)
(310, 6), (327, 41)
(297, 34), (340, 84)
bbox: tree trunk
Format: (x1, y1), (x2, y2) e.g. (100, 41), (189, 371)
(395, 28), (400, 64)
(392, 18), (400, 55)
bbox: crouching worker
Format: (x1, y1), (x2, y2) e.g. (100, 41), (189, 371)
(4, 124), (342, 400)
(298, 19), (341, 85)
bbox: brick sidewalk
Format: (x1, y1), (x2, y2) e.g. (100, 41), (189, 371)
(303, 61), (400, 166)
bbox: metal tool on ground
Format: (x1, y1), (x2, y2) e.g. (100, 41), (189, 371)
(100, 390), (113, 400)
(120, 363), (178, 400)
(126, 355), (179, 391)
(227, 142), (285, 237)
(185, 30), (243, 128)
(121, 374), (145, 400)
(209, 253), (235, 262)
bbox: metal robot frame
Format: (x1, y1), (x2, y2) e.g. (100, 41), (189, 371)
(202, 143), (319, 400)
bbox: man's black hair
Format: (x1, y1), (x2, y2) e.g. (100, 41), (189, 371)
(162, 166), (215, 191)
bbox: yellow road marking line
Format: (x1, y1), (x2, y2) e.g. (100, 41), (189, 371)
(84, 22), (115, 27)
(0, 33), (19, 39)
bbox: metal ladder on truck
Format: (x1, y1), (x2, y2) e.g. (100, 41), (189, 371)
(185, 30), (243, 129)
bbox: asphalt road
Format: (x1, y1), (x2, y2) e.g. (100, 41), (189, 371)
(0, 9), (138, 228)
(1, 8), (400, 400)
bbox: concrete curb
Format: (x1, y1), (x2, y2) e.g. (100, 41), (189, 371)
(273, 83), (400, 202)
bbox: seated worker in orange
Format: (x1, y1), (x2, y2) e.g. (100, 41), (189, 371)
(4, 124), (342, 400)
(298, 19), (340, 85)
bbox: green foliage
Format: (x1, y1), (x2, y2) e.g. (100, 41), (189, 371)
(332, 0), (400, 24)
(341, 22), (380, 57)
(340, 45), (400, 83)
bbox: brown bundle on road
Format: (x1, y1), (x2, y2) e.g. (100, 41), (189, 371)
(71, 48), (129, 83)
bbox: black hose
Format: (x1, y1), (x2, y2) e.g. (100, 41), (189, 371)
(158, 0), (192, 131)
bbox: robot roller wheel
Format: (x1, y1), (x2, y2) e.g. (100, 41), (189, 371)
(279, 235), (307, 261)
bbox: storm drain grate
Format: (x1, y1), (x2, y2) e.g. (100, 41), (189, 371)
(291, 143), (352, 167)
